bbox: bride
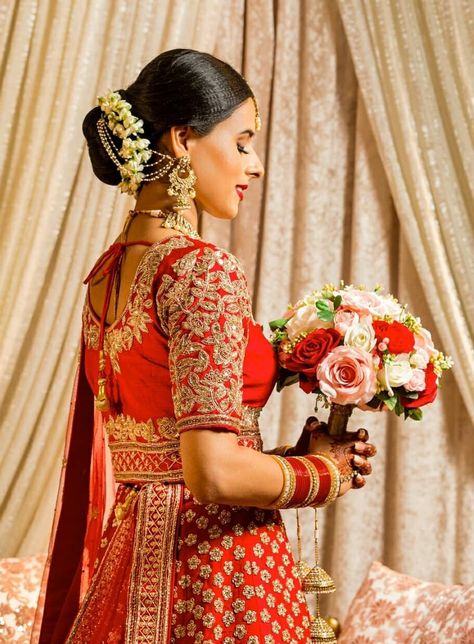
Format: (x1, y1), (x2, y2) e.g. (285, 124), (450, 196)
(33, 48), (376, 643)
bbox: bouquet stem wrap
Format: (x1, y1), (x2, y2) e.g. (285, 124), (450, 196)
(327, 403), (354, 436)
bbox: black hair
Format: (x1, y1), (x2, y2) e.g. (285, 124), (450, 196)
(82, 48), (254, 187)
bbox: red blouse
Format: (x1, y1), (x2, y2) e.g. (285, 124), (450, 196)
(82, 233), (279, 482)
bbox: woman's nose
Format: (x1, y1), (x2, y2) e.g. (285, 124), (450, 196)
(247, 153), (265, 180)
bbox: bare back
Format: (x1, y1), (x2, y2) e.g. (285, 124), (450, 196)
(88, 219), (183, 327)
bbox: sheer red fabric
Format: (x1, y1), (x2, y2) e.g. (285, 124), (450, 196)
(33, 234), (312, 643)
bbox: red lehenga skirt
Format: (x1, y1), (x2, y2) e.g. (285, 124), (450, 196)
(32, 345), (312, 644)
(66, 482), (311, 643)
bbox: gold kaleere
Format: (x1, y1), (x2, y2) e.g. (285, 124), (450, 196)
(302, 563), (336, 594)
(296, 509), (337, 643)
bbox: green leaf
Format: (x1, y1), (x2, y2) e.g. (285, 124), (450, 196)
(283, 373), (300, 388)
(400, 391), (419, 400)
(269, 318), (289, 331)
(317, 310), (335, 322)
(276, 369), (299, 392)
(384, 396), (397, 411)
(316, 299), (331, 311)
(365, 397), (381, 409)
(408, 408), (423, 421)
(333, 295), (342, 310)
(394, 399), (405, 416)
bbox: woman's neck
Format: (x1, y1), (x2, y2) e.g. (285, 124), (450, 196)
(133, 181), (199, 231)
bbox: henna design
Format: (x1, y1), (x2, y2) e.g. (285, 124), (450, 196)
(329, 440), (353, 477)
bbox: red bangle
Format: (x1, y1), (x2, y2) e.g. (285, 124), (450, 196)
(285, 456), (312, 506)
(304, 455), (331, 505)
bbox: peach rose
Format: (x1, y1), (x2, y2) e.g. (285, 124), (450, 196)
(317, 345), (377, 406)
(413, 328), (438, 367)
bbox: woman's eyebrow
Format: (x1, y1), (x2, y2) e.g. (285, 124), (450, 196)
(238, 129), (255, 137)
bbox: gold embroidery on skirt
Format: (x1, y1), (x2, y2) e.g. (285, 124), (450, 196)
(125, 482), (182, 643)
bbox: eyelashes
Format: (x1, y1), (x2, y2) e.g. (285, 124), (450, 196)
(237, 143), (249, 155)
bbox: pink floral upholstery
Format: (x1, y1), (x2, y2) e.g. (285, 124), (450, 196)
(0, 553), (46, 643)
(339, 561), (474, 643)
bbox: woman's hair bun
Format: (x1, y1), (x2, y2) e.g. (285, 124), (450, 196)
(82, 99), (122, 186)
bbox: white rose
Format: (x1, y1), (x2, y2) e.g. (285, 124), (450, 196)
(378, 358), (413, 396)
(344, 321), (376, 352)
(285, 305), (331, 341)
(410, 350), (428, 369)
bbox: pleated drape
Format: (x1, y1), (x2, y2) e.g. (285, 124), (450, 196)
(0, 0), (472, 620)
(337, 0), (474, 422)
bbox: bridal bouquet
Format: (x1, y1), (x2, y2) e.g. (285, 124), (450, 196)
(269, 283), (453, 425)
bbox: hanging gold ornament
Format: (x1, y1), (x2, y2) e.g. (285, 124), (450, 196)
(295, 558), (312, 581)
(167, 155), (196, 212)
(310, 614), (337, 643)
(325, 616), (341, 638)
(296, 508), (338, 642)
(95, 349), (110, 411)
(302, 564), (336, 594)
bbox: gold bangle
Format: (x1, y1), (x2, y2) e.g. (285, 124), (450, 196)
(311, 453), (341, 508)
(267, 455), (296, 509)
(292, 456), (320, 507)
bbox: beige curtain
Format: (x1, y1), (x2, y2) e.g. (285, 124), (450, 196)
(0, 0), (472, 621)
(338, 0), (474, 422)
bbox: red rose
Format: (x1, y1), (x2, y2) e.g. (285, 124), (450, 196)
(284, 328), (341, 393)
(401, 363), (438, 408)
(373, 320), (415, 354)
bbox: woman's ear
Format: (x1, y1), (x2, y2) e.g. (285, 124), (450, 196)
(168, 125), (192, 157)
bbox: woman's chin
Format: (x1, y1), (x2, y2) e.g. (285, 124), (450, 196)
(204, 204), (239, 220)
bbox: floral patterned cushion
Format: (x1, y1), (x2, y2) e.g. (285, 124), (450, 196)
(339, 561), (474, 643)
(0, 553), (46, 643)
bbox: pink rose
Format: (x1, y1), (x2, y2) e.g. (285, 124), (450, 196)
(334, 308), (359, 335)
(317, 345), (377, 406)
(404, 368), (426, 392)
(340, 289), (401, 319)
(414, 328), (438, 366)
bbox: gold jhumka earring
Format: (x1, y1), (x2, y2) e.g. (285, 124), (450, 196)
(128, 154), (200, 239)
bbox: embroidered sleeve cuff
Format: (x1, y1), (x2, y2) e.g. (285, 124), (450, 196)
(176, 415), (241, 435)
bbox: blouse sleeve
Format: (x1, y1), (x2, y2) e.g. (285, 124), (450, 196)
(155, 242), (253, 435)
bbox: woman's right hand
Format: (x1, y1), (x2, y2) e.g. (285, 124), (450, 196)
(303, 417), (377, 496)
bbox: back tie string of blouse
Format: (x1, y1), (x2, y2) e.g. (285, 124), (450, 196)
(83, 239), (153, 411)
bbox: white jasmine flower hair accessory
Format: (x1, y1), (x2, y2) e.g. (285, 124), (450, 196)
(96, 89), (175, 196)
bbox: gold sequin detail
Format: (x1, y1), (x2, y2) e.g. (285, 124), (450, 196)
(82, 236), (195, 372)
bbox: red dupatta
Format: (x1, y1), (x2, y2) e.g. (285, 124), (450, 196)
(31, 241), (149, 642)
(31, 337), (109, 643)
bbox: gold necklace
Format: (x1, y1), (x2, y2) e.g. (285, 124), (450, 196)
(128, 209), (201, 239)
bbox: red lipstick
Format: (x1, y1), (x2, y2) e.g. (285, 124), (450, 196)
(236, 185), (248, 200)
